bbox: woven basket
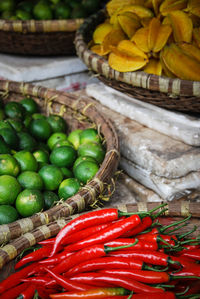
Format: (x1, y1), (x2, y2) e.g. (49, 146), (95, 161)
(75, 10), (200, 113)
(0, 80), (119, 250)
(0, 201), (199, 273)
(0, 18), (84, 56)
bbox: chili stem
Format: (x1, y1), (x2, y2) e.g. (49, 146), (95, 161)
(105, 239), (139, 253)
(160, 215), (191, 233)
(166, 223), (189, 235)
(178, 226), (197, 240)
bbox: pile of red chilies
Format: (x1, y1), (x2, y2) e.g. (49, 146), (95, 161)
(0, 203), (200, 299)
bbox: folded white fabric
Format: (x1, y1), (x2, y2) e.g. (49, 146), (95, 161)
(82, 85), (200, 200)
(120, 157), (200, 201)
(0, 53), (87, 82)
(86, 83), (200, 146)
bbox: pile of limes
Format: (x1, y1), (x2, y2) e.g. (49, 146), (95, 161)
(0, 96), (105, 224)
(0, 0), (103, 20)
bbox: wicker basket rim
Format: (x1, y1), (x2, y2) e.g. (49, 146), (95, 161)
(75, 10), (200, 97)
(0, 18), (84, 33)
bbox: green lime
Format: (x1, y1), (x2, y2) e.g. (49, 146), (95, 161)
(0, 0), (15, 12)
(32, 113), (46, 120)
(0, 136), (11, 154)
(33, 2), (53, 20)
(78, 142), (105, 164)
(20, 98), (38, 114)
(18, 171), (44, 190)
(54, 3), (71, 19)
(14, 150), (38, 172)
(39, 165), (63, 191)
(53, 139), (73, 149)
(0, 154), (20, 177)
(4, 101), (25, 120)
(0, 109), (5, 120)
(50, 146), (77, 168)
(37, 142), (50, 154)
(16, 189), (44, 217)
(0, 128), (19, 150)
(0, 205), (19, 224)
(58, 178), (80, 200)
(60, 167), (73, 179)
(68, 129), (82, 150)
(29, 119), (52, 141)
(46, 114), (67, 133)
(7, 118), (24, 132)
(16, 9), (31, 20)
(73, 156), (98, 173)
(74, 161), (99, 184)
(80, 128), (101, 145)
(33, 149), (49, 164)
(43, 190), (59, 210)
(0, 120), (13, 130)
(0, 175), (21, 205)
(18, 132), (37, 152)
(47, 132), (68, 150)
(24, 113), (32, 128)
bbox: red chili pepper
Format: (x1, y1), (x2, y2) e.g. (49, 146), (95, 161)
(17, 284), (36, 299)
(98, 269), (199, 284)
(39, 249), (73, 266)
(50, 204), (166, 257)
(170, 256), (196, 268)
(181, 249), (200, 260)
(126, 293), (175, 299)
(69, 272), (116, 288)
(99, 297), (128, 299)
(22, 276), (58, 288)
(98, 269), (170, 284)
(122, 216), (153, 238)
(70, 273), (164, 293)
(170, 266), (200, 278)
(0, 283), (29, 299)
(64, 214), (142, 253)
(0, 262), (39, 294)
(52, 241), (138, 274)
(178, 245), (200, 254)
(15, 245), (52, 269)
(108, 250), (181, 267)
(50, 208), (124, 256)
(61, 222), (112, 245)
(180, 280), (200, 295)
(64, 256), (159, 277)
(49, 287), (129, 298)
(121, 207), (173, 239)
(39, 237), (56, 245)
(105, 238), (158, 251)
(136, 233), (176, 247)
(37, 287), (60, 299)
(45, 267), (94, 291)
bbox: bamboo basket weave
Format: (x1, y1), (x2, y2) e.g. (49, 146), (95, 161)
(75, 10), (200, 113)
(0, 18), (84, 56)
(0, 201), (199, 272)
(0, 80), (119, 251)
